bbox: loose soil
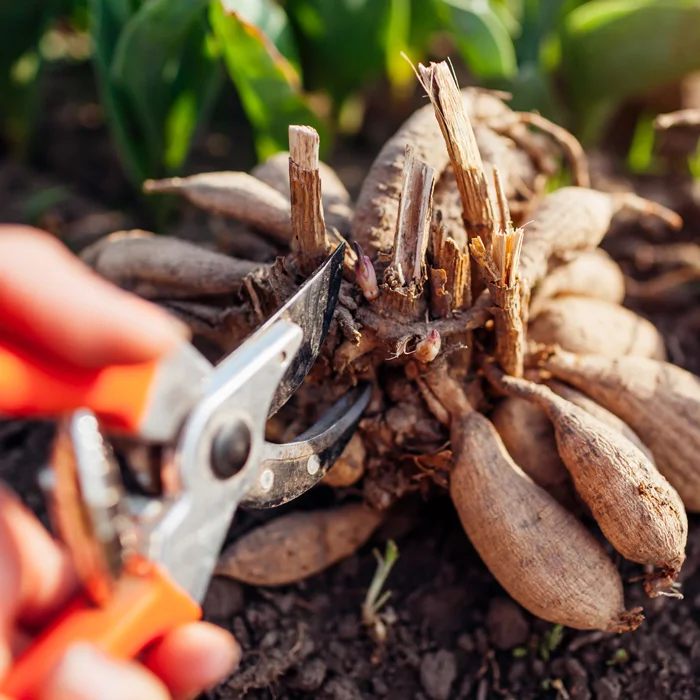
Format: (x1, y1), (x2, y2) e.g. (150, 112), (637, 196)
(2, 65), (700, 700)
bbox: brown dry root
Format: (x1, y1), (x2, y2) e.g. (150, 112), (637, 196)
(490, 397), (577, 510)
(215, 503), (383, 586)
(144, 172), (294, 244)
(434, 370), (641, 631)
(654, 109), (700, 130)
(543, 378), (655, 465)
(518, 186), (682, 293)
(488, 110), (590, 188)
(529, 296), (666, 360)
(540, 350), (700, 513)
(528, 249), (625, 318)
(484, 363), (688, 596)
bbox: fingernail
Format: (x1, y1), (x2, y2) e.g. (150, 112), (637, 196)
(47, 643), (121, 700)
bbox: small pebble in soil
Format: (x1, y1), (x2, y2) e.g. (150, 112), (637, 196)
(486, 597), (529, 650)
(323, 676), (363, 700)
(419, 649), (457, 700)
(551, 657), (590, 700)
(593, 676), (622, 700)
(288, 657), (327, 692)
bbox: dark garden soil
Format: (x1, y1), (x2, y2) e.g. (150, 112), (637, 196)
(2, 65), (700, 700)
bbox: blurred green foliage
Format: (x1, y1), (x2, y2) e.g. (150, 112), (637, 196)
(2, 0), (700, 188)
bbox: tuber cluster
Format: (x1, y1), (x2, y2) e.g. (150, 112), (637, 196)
(80, 58), (698, 635)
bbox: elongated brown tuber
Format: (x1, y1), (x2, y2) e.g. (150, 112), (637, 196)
(485, 365), (688, 595)
(80, 231), (261, 299)
(144, 172), (294, 243)
(544, 378), (655, 464)
(518, 187), (681, 291)
(541, 351), (700, 512)
(529, 296), (666, 360)
(450, 407), (641, 631)
(216, 503), (383, 586)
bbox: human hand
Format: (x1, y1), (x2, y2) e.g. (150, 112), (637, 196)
(0, 226), (241, 699)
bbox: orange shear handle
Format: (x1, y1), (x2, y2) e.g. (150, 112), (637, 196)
(0, 341), (159, 434)
(0, 561), (201, 700)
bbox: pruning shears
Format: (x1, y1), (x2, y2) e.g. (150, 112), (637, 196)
(0, 242), (371, 700)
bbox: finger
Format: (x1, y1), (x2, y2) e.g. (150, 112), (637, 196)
(142, 622), (241, 700)
(39, 643), (170, 700)
(0, 226), (189, 369)
(0, 485), (76, 630)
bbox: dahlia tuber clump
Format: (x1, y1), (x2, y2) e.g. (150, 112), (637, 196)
(81, 59), (696, 632)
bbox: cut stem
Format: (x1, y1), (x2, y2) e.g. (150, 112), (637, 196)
(416, 61), (496, 298)
(289, 125), (330, 274)
(416, 62), (494, 242)
(380, 146), (436, 320)
(470, 168), (525, 377)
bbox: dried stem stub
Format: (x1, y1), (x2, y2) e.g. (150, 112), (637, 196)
(416, 61), (495, 244)
(470, 168), (525, 377)
(380, 146), (436, 319)
(429, 216), (471, 317)
(288, 125), (331, 274)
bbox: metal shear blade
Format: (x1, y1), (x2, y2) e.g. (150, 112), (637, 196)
(242, 382), (372, 509)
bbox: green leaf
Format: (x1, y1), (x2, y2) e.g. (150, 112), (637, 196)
(438, 0), (518, 80)
(111, 0), (216, 178)
(515, 0), (584, 65)
(409, 0), (442, 50)
(386, 0), (413, 90)
(220, 0), (300, 67)
(164, 20), (224, 170)
(561, 0), (700, 112)
(88, 0), (148, 184)
(210, 0), (328, 161)
(0, 1), (47, 80)
(286, 0), (395, 104)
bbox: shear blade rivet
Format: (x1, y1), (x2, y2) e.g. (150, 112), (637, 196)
(260, 469), (274, 491)
(307, 454), (320, 476)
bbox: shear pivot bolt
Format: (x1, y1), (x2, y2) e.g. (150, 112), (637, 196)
(211, 420), (252, 480)
(307, 454), (321, 476)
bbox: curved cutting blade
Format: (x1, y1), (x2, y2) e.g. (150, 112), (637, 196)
(230, 242), (346, 417)
(241, 382), (372, 509)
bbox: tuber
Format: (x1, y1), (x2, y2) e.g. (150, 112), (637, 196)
(544, 379), (655, 464)
(450, 405), (641, 631)
(529, 296), (666, 360)
(485, 366), (688, 595)
(518, 187), (681, 291)
(490, 397), (576, 509)
(143, 172), (294, 243)
(322, 433), (366, 488)
(529, 249), (625, 318)
(542, 351), (700, 512)
(216, 503), (383, 586)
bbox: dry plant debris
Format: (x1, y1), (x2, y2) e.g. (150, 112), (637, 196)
(81, 58), (700, 634)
